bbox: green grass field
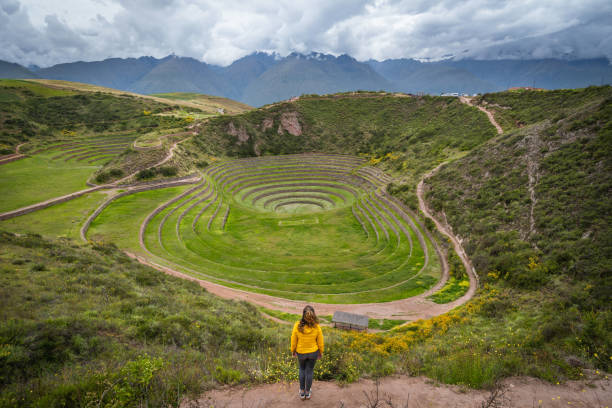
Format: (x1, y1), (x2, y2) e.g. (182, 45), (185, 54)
(0, 133), (140, 213)
(0, 153), (97, 213)
(1, 191), (107, 239)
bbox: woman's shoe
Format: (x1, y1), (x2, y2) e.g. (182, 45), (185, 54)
(305, 390), (311, 400)
(299, 390), (305, 400)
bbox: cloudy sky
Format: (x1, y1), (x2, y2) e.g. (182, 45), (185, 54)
(1, 0), (611, 67)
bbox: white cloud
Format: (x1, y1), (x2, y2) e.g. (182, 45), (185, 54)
(1, 0), (611, 67)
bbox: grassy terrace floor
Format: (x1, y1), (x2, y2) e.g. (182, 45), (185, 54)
(0, 152), (97, 213)
(0, 132), (139, 213)
(88, 154), (442, 304)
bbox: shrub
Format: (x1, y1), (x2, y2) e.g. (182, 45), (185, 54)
(95, 169), (124, 183)
(213, 365), (243, 384)
(136, 168), (156, 180)
(159, 166), (177, 177)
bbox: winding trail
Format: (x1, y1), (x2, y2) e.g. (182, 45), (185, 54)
(113, 134), (193, 185)
(417, 164), (479, 301)
(4, 132), (480, 323)
(460, 96), (503, 134)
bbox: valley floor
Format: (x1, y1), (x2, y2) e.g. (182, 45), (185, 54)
(187, 374), (611, 408)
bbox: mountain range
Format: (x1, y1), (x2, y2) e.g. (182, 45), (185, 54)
(1, 52), (611, 106)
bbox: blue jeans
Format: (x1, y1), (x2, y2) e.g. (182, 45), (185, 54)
(297, 351), (318, 391)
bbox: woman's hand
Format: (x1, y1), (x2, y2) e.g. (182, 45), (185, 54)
(292, 351), (297, 358)
(317, 351), (322, 360)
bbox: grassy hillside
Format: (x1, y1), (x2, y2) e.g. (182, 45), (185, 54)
(0, 231), (277, 407)
(193, 92), (497, 207)
(3, 230), (606, 408)
(0, 79), (180, 154)
(151, 92), (252, 115)
(425, 87), (612, 372)
(24, 79), (235, 113)
(475, 86), (612, 131)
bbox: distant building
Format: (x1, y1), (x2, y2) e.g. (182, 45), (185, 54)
(332, 311), (369, 331)
(441, 92), (459, 97)
(508, 87), (544, 91)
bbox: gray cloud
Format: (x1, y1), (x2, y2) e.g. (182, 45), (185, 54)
(1, 0), (610, 67)
(1, 0), (19, 14)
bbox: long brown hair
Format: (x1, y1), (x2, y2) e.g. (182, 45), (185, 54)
(298, 305), (319, 332)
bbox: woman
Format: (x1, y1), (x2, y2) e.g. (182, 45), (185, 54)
(291, 305), (324, 400)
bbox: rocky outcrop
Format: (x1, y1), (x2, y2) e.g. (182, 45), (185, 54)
(227, 122), (249, 143)
(277, 112), (302, 136)
(261, 117), (274, 131)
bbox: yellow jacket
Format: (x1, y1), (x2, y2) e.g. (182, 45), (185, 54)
(291, 322), (324, 354)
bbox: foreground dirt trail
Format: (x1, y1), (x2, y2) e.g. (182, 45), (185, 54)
(186, 375), (611, 408)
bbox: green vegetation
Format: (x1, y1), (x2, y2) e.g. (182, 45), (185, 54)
(258, 307), (302, 322)
(0, 80), (203, 192)
(137, 165), (178, 180)
(428, 248), (470, 304)
(0, 79), (175, 152)
(476, 86), (612, 131)
(1, 232), (604, 407)
(0, 231), (277, 407)
(0, 153), (97, 213)
(88, 186), (192, 249)
(1, 192), (106, 240)
(368, 319), (406, 330)
(427, 277), (470, 304)
(426, 86), (612, 372)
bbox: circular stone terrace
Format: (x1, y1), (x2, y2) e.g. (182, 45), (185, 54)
(135, 153), (446, 305)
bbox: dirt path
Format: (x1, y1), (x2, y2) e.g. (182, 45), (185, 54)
(417, 163), (479, 302)
(186, 374), (611, 408)
(460, 96), (503, 134)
